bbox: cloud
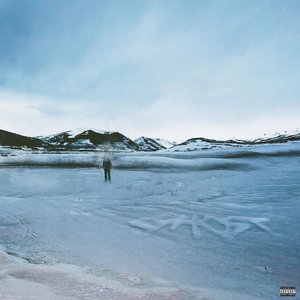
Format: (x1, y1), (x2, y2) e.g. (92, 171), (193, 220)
(0, 1), (300, 140)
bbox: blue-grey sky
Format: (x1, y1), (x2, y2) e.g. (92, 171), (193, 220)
(0, 0), (299, 141)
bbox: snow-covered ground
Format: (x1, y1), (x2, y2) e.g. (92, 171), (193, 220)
(0, 143), (299, 299)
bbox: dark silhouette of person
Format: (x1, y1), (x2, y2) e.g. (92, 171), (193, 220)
(103, 157), (112, 181)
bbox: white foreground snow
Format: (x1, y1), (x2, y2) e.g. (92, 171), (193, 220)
(0, 143), (299, 299)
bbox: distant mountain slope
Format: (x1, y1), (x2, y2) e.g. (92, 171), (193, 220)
(169, 137), (236, 151)
(134, 136), (166, 151)
(0, 129), (43, 148)
(169, 133), (300, 152)
(152, 138), (177, 149)
(252, 133), (300, 144)
(40, 129), (141, 151)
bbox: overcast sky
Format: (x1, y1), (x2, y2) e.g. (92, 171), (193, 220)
(0, 0), (299, 141)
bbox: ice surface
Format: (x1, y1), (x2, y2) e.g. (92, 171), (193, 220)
(0, 150), (101, 167)
(0, 143), (299, 299)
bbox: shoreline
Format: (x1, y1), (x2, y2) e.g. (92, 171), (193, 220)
(0, 250), (263, 300)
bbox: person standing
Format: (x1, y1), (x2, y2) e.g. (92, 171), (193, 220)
(103, 157), (112, 182)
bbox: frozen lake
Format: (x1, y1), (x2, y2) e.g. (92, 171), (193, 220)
(0, 145), (299, 299)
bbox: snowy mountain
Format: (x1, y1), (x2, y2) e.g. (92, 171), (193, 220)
(152, 138), (177, 149)
(169, 133), (300, 152)
(0, 129), (44, 149)
(168, 137), (238, 151)
(39, 129), (140, 151)
(134, 136), (166, 151)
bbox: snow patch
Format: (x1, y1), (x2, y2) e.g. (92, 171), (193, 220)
(68, 128), (111, 138)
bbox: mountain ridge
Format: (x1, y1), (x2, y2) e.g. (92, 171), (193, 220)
(1, 128), (300, 152)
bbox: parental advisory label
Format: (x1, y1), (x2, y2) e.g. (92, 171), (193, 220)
(280, 287), (296, 297)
